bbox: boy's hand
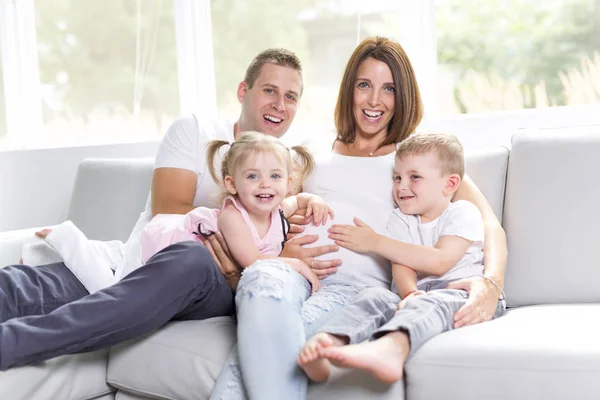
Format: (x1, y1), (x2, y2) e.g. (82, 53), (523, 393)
(305, 196), (334, 227)
(327, 217), (378, 253)
(397, 290), (426, 310)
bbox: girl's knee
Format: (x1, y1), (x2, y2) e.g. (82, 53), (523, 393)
(236, 260), (309, 302)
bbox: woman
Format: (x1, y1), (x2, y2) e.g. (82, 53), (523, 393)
(209, 36), (507, 400)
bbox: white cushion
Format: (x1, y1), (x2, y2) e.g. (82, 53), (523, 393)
(0, 350), (112, 400)
(67, 158), (154, 242)
(405, 305), (600, 400)
(107, 317), (404, 400)
(465, 146), (509, 221)
(503, 130), (600, 306)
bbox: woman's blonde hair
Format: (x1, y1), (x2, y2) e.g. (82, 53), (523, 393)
(206, 132), (314, 203)
(334, 36), (423, 150)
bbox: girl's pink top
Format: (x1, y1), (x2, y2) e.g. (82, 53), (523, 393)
(141, 196), (284, 264)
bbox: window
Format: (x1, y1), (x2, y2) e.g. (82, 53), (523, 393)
(33, 0), (179, 148)
(0, 41), (6, 144)
(210, 0), (413, 134)
(435, 0), (600, 116)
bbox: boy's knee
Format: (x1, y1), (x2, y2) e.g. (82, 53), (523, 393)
(357, 287), (400, 307)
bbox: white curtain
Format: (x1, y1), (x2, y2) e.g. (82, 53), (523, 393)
(0, 0), (43, 147)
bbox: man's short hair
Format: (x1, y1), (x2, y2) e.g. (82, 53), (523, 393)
(244, 48), (303, 92)
(396, 133), (465, 178)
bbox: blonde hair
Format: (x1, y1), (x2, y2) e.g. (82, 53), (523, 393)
(396, 133), (465, 178)
(206, 132), (314, 203)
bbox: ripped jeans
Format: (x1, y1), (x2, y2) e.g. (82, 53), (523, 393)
(209, 260), (362, 400)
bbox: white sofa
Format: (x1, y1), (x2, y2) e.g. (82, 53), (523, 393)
(1, 130), (600, 400)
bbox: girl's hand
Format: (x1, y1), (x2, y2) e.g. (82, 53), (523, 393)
(447, 276), (501, 328)
(397, 290), (426, 310)
(35, 228), (53, 239)
(305, 197), (334, 227)
(327, 217), (378, 253)
(289, 259), (321, 293)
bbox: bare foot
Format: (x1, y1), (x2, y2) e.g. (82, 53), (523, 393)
(297, 333), (346, 382)
(321, 332), (410, 384)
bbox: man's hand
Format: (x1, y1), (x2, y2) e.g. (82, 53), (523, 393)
(287, 214), (309, 239)
(327, 217), (379, 254)
(447, 276), (501, 328)
(201, 233), (242, 291)
(280, 234), (341, 279)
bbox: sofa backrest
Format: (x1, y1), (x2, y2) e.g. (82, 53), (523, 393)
(503, 130), (600, 307)
(464, 146), (509, 221)
(66, 157), (154, 241)
(68, 147), (509, 245)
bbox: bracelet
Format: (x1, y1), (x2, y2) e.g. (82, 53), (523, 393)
(403, 289), (417, 299)
(482, 275), (507, 300)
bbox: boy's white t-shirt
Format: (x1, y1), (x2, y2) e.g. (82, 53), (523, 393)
(386, 200), (484, 289)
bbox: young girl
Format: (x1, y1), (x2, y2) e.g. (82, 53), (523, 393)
(141, 131), (332, 291)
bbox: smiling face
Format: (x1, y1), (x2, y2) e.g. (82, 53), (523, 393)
(352, 57), (396, 140)
(393, 151), (459, 223)
(236, 63), (302, 138)
(224, 151), (291, 218)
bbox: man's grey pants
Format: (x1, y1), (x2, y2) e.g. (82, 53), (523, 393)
(318, 286), (506, 358)
(0, 241), (234, 370)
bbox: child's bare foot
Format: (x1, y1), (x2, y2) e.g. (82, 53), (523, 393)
(297, 333), (346, 382)
(321, 331), (410, 384)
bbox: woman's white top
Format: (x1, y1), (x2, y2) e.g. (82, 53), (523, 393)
(302, 138), (396, 289)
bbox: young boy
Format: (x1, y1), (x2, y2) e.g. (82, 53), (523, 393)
(297, 133), (506, 384)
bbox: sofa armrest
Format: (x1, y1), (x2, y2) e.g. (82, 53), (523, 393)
(0, 227), (52, 267)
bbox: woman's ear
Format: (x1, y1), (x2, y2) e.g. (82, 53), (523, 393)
(224, 176), (237, 195)
(444, 174), (461, 196)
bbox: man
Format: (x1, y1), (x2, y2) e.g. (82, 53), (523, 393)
(0, 48), (341, 370)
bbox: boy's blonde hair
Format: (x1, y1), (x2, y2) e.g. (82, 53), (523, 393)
(206, 132), (314, 203)
(396, 133), (465, 178)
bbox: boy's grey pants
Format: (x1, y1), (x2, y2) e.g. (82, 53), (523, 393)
(0, 241), (234, 370)
(319, 286), (506, 358)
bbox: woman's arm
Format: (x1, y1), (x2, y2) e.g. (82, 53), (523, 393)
(453, 175), (507, 287)
(448, 174), (507, 327)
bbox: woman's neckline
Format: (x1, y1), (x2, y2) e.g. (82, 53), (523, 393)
(330, 139), (397, 159)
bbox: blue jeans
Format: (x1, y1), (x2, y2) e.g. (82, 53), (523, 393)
(0, 241), (234, 370)
(210, 260), (362, 400)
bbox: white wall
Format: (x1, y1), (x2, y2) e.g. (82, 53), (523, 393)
(0, 141), (159, 232)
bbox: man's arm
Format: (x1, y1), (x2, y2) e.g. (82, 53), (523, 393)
(151, 168), (197, 216)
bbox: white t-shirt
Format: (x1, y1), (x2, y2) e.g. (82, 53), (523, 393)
(301, 136), (397, 289)
(115, 114), (235, 280)
(386, 200), (484, 289)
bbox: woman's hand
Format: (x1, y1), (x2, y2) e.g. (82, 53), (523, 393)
(397, 290), (426, 310)
(201, 233), (242, 291)
(327, 217), (379, 254)
(280, 235), (341, 279)
(288, 259), (321, 293)
(447, 276), (501, 328)
(305, 197), (334, 227)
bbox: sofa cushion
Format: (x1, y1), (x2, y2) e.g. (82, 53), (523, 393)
(503, 130), (600, 306)
(464, 146), (509, 221)
(67, 158), (154, 242)
(0, 349), (112, 400)
(107, 317), (403, 400)
(405, 305), (600, 400)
